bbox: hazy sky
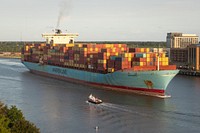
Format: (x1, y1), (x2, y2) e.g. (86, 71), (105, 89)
(0, 0), (200, 41)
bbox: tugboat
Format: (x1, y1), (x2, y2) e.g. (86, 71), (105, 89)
(88, 94), (102, 104)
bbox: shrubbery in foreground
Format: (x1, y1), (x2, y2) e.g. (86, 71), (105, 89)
(0, 102), (40, 133)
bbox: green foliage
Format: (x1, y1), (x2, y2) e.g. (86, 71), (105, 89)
(0, 102), (40, 133)
(0, 41), (166, 52)
(126, 41), (166, 48)
(11, 119), (39, 133)
(0, 42), (24, 52)
(7, 106), (24, 123)
(78, 41), (166, 48)
(0, 115), (11, 133)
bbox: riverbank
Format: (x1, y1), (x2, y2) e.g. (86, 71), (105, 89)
(179, 69), (200, 77)
(0, 52), (21, 59)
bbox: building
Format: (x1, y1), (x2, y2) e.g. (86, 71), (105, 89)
(166, 32), (198, 48)
(167, 32), (199, 67)
(170, 48), (188, 66)
(188, 44), (200, 71)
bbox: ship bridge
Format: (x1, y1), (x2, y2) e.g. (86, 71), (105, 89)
(42, 29), (79, 44)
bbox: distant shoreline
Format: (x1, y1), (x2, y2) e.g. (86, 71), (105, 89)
(0, 52), (21, 59)
(0, 56), (21, 59)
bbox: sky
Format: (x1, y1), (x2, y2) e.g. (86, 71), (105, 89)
(0, 0), (200, 41)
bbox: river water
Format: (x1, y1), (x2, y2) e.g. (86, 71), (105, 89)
(0, 58), (200, 133)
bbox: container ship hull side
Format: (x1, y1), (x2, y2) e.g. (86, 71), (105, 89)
(22, 61), (179, 97)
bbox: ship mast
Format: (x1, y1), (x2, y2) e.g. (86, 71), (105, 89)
(157, 45), (160, 71)
(157, 53), (160, 71)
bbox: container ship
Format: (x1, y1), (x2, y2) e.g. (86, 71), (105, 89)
(21, 29), (179, 97)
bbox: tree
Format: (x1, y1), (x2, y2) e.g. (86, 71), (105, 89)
(0, 102), (40, 133)
(0, 115), (10, 133)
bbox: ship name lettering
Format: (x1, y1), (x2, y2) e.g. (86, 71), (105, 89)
(52, 68), (67, 75)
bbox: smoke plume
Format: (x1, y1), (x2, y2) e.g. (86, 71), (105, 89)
(56, 0), (72, 28)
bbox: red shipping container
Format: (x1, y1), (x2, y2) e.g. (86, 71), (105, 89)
(128, 48), (135, 53)
(107, 60), (115, 68)
(160, 65), (176, 70)
(98, 52), (107, 59)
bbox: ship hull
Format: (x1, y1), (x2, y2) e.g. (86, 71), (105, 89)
(22, 61), (179, 97)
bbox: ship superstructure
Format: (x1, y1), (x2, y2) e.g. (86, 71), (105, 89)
(42, 29), (78, 44)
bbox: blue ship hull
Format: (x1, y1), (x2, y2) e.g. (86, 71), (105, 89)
(22, 61), (179, 97)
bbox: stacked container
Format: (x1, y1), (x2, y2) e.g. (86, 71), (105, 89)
(22, 43), (176, 73)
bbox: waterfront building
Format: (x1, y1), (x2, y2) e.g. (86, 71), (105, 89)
(188, 44), (200, 71)
(170, 48), (188, 66)
(166, 33), (198, 48)
(167, 32), (199, 67)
